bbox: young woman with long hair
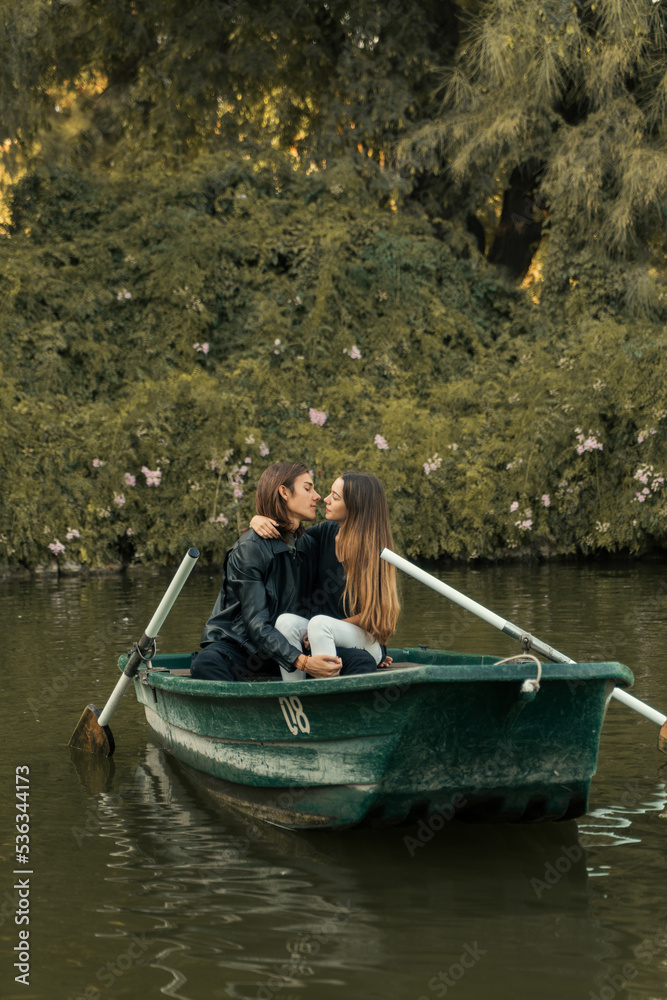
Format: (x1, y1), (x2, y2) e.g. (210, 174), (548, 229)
(251, 471), (400, 677)
(192, 461), (343, 681)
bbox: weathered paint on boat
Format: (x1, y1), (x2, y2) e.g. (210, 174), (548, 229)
(123, 648), (633, 829)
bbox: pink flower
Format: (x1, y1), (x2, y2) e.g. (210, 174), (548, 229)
(423, 463), (431, 475)
(239, 465), (248, 476)
(575, 431), (603, 453)
(510, 501), (519, 512)
(344, 345), (362, 359)
(309, 408), (328, 426)
(141, 465), (162, 487)
(541, 494), (551, 507)
(66, 528), (80, 540)
(113, 494), (126, 506)
(193, 342), (209, 354)
(126, 528), (133, 536)
(234, 488), (244, 499)
(514, 519), (533, 530)
(259, 443), (270, 457)
(374, 434), (389, 450)
(209, 513), (229, 525)
(48, 540), (66, 556)
(92, 458), (103, 468)
(124, 473), (136, 487)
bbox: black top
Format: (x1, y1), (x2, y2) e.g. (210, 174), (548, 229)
(200, 529), (303, 669)
(296, 521), (351, 620)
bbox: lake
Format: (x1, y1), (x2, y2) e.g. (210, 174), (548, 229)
(1, 558), (666, 1000)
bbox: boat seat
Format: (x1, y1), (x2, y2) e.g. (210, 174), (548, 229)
(381, 661), (422, 671)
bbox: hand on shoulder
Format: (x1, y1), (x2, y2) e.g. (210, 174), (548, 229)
(250, 515), (281, 539)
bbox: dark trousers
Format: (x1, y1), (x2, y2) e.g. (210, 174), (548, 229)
(190, 640), (280, 681)
(190, 641), (377, 681)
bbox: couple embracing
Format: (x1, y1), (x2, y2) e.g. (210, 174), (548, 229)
(191, 462), (400, 682)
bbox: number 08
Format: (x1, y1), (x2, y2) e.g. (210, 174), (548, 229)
(278, 696), (310, 735)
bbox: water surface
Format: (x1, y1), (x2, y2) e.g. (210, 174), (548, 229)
(1, 560), (666, 999)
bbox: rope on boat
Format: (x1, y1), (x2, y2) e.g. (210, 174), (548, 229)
(494, 653), (542, 694)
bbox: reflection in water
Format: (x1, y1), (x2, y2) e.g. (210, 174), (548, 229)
(63, 743), (608, 1000)
(3, 562), (667, 999)
(580, 780), (667, 852)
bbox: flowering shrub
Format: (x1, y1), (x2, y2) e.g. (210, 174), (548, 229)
(141, 466), (162, 487)
(0, 154), (665, 571)
(308, 409), (328, 426)
(575, 429), (604, 454)
(423, 454), (442, 475)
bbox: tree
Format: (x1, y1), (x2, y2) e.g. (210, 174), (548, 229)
(0, 1), (458, 174)
(402, 0), (667, 300)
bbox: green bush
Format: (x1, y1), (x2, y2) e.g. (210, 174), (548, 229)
(0, 154), (665, 570)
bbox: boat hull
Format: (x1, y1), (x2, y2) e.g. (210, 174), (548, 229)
(128, 648), (633, 829)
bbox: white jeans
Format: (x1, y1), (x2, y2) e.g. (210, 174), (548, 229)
(274, 613), (383, 680)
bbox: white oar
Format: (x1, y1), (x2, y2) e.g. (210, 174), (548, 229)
(69, 547), (199, 756)
(381, 549), (667, 738)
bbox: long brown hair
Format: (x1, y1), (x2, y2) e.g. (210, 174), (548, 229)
(255, 461), (310, 538)
(335, 471), (400, 644)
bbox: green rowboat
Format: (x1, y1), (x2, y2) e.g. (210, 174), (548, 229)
(122, 647), (633, 829)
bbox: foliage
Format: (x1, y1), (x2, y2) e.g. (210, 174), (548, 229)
(403, 0), (667, 291)
(0, 153), (665, 571)
(2, 1), (665, 293)
(1, 3), (666, 571)
(0, 0), (456, 174)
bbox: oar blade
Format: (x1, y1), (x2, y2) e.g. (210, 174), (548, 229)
(68, 704), (115, 757)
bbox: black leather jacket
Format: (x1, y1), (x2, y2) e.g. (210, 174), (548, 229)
(200, 529), (303, 670)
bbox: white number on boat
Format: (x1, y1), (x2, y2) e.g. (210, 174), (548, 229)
(278, 696), (310, 735)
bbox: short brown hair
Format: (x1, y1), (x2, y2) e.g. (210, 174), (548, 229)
(255, 461), (310, 537)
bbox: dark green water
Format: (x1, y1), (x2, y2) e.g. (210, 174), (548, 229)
(1, 560), (667, 1000)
